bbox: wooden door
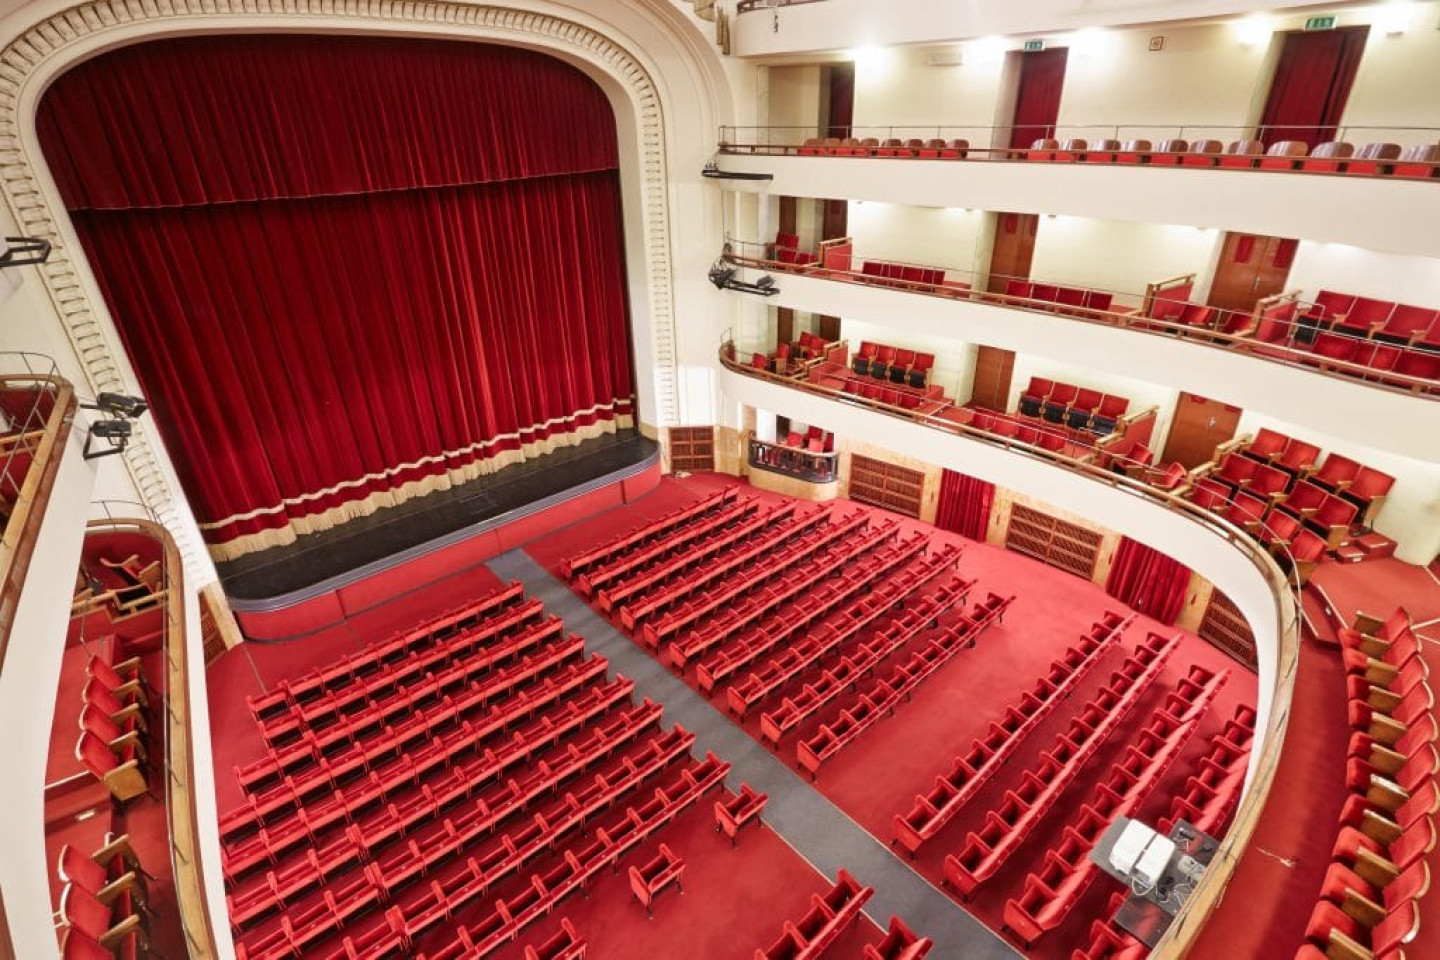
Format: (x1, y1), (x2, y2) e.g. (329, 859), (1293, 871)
(1162, 392), (1243, 469)
(822, 199), (849, 241)
(987, 212), (1039, 294)
(1207, 233), (1297, 314)
(778, 196), (798, 238)
(971, 346), (1015, 412)
(825, 62), (855, 139)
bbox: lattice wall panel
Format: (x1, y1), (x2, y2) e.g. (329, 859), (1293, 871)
(1199, 589), (1257, 669)
(1004, 503), (1103, 580)
(848, 455), (925, 518)
(668, 426), (715, 473)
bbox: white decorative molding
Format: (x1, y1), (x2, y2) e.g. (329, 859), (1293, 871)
(0, 0), (683, 581)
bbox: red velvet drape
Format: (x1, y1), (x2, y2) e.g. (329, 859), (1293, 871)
(1009, 48), (1069, 150)
(38, 36), (636, 559)
(1259, 27), (1370, 148)
(1104, 536), (1192, 625)
(935, 469), (995, 541)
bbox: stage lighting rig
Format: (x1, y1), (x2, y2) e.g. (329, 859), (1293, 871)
(0, 236), (52, 268)
(81, 391), (149, 460)
(708, 257), (780, 297)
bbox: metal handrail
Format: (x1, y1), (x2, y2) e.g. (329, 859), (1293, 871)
(747, 433), (840, 483)
(82, 517), (218, 960)
(718, 122), (1440, 148)
(718, 339), (1300, 960)
(722, 239), (1440, 398)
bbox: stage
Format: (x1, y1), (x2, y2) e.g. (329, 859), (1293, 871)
(219, 430), (660, 640)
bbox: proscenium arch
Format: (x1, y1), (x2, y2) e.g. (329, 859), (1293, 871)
(0, 0), (727, 580)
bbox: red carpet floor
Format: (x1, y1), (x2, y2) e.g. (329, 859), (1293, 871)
(522, 474), (1259, 959)
(1309, 555), (1440, 638)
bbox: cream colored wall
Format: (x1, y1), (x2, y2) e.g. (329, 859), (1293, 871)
(1232, 409), (1440, 564)
(1054, 23), (1271, 141)
(846, 201), (987, 278)
(837, 317), (974, 404)
(1340, 5), (1440, 144)
(765, 64), (824, 134)
(1286, 242), (1440, 307)
(851, 42), (1008, 150)
(1029, 217), (1221, 300)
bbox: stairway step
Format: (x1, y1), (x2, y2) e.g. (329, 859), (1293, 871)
(1300, 587), (1341, 647)
(1334, 544), (1366, 564)
(1354, 532), (1397, 559)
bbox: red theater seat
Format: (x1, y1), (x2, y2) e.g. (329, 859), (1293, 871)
(1302, 140), (1354, 172)
(1182, 139), (1222, 166)
(1115, 139), (1152, 164)
(1086, 138), (1120, 163)
(1349, 141), (1402, 176)
(1259, 140), (1308, 170)
(1219, 139), (1263, 168)
(1391, 143), (1440, 179)
(1150, 138), (1188, 165)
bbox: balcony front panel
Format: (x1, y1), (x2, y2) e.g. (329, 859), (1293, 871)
(713, 155), (1440, 260)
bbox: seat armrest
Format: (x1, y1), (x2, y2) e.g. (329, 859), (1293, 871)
(1358, 809), (1401, 846)
(1340, 889), (1386, 929)
(1352, 846), (1399, 890)
(1324, 928), (1375, 960)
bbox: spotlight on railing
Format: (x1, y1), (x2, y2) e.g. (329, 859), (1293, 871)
(708, 258), (780, 297)
(81, 392), (149, 460)
(0, 236), (52, 267)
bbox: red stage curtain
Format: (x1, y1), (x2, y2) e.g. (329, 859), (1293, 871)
(1104, 536), (1192, 625)
(39, 37), (635, 559)
(1259, 27), (1370, 148)
(935, 469), (994, 541)
(1009, 48), (1069, 150)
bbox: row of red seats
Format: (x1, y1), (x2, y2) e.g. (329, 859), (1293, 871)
(771, 231), (819, 268)
(236, 725), (708, 959)
(633, 507), (846, 647)
(957, 407), (1098, 459)
(253, 599), (554, 749)
(667, 513), (886, 668)
(577, 495), (758, 599)
(759, 582), (990, 748)
(864, 917), (934, 960)
(754, 869), (874, 960)
(943, 632), (1181, 898)
(694, 530), (929, 693)
(892, 611), (1132, 856)
(780, 424), (836, 454)
(75, 650), (153, 803)
(1017, 378), (1131, 436)
(221, 665), (630, 883)
(56, 834), (153, 960)
(702, 536), (956, 697)
(852, 340), (937, 389)
(247, 580), (527, 723)
(796, 136), (969, 158)
(518, 920), (584, 960)
(367, 754), (730, 960)
(1069, 893), (1149, 960)
(1003, 279), (1117, 318)
(1306, 290), (1440, 347)
(1298, 607), (1434, 960)
(1300, 331), (1440, 385)
(1022, 136), (1439, 179)
(595, 499), (775, 612)
(841, 377), (947, 414)
(560, 486), (737, 579)
(725, 561), (972, 717)
(1003, 664), (1230, 947)
(225, 698), (665, 930)
(226, 628), (597, 820)
(1159, 703), (1257, 837)
(798, 592), (1015, 778)
(621, 504), (827, 635)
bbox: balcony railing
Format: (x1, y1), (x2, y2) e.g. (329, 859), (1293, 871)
(0, 355), (75, 669)
(748, 434), (840, 483)
(722, 238), (1439, 397)
(718, 337), (1299, 960)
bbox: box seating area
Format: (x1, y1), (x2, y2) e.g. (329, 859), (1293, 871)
(851, 341), (938, 389)
(942, 631), (1183, 899)
(1002, 664), (1229, 947)
(796, 591), (1014, 778)
(56, 833), (154, 959)
(892, 611), (1133, 856)
(752, 869), (874, 960)
(776, 425), (836, 455)
(1185, 429), (1396, 583)
(1001, 279), (1125, 318)
(218, 579), (736, 959)
(1017, 377), (1134, 437)
(1295, 607), (1436, 960)
(943, 407), (1111, 462)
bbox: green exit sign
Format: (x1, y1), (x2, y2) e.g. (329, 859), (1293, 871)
(1305, 16), (1337, 30)
(1023, 39), (1045, 52)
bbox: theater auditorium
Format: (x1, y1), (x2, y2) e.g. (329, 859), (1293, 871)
(0, 0), (1437, 958)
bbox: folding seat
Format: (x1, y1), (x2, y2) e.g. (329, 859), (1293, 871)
(1259, 508), (1303, 549)
(1016, 424), (1041, 446)
(917, 138), (946, 159)
(1336, 780), (1438, 850)
(992, 418), (1020, 440)
(59, 844), (148, 908)
(1147, 138), (1188, 165)
(900, 266), (926, 288)
(1375, 305), (1438, 345)
(798, 138), (824, 157)
(899, 394), (920, 411)
(1177, 302), (1216, 329)
(1249, 464), (1292, 502)
(945, 139), (970, 159)
(1335, 298), (1398, 338)
(1089, 395), (1129, 435)
(839, 138), (865, 156)
(890, 348), (916, 383)
(1303, 289), (1357, 332)
(853, 342), (874, 376)
(1149, 461), (1191, 492)
(1390, 143), (1440, 179)
(1259, 140), (1308, 170)
(1275, 440), (1320, 475)
(628, 844), (684, 916)
(1038, 432), (1070, 455)
(973, 411), (998, 432)
(1115, 139), (1152, 164)
(1055, 139), (1087, 162)
(1085, 138), (1120, 163)
(1348, 142), (1402, 176)
(1027, 138), (1059, 161)
(904, 138), (925, 155)
(81, 705), (145, 763)
(1182, 139), (1223, 166)
(1214, 452), (1257, 490)
(1226, 491), (1270, 532)
(76, 730), (148, 802)
(872, 345), (896, 380)
(786, 431), (803, 448)
(1066, 389), (1103, 431)
(1311, 494), (1359, 549)
(1189, 477), (1232, 513)
(1302, 871), (1425, 960)
(1018, 377), (1053, 418)
(1310, 332), (1361, 366)
(1084, 290), (1114, 313)
(1346, 467), (1396, 520)
(907, 353), (933, 389)
(1006, 279), (1035, 300)
(876, 138), (905, 158)
(1032, 283), (1061, 304)
(1042, 384), (1078, 424)
(1218, 139), (1263, 168)
(1287, 529), (1329, 584)
(1394, 347), (1440, 382)
(1055, 287), (1088, 314)
(775, 232), (801, 252)
(751, 352), (769, 371)
(1246, 427), (1291, 462)
(1312, 454), (1361, 492)
(1302, 140), (1355, 172)
(86, 655), (150, 705)
(59, 884), (144, 954)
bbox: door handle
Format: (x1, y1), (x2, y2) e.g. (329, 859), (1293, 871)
(1252, 277), (1261, 293)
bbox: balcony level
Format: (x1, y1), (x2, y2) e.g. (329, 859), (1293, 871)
(719, 257), (1440, 463)
(711, 151), (1440, 260)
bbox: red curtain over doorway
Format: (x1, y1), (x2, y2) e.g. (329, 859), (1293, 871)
(935, 470), (995, 541)
(1104, 536), (1192, 625)
(38, 36), (637, 559)
(1259, 27), (1370, 148)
